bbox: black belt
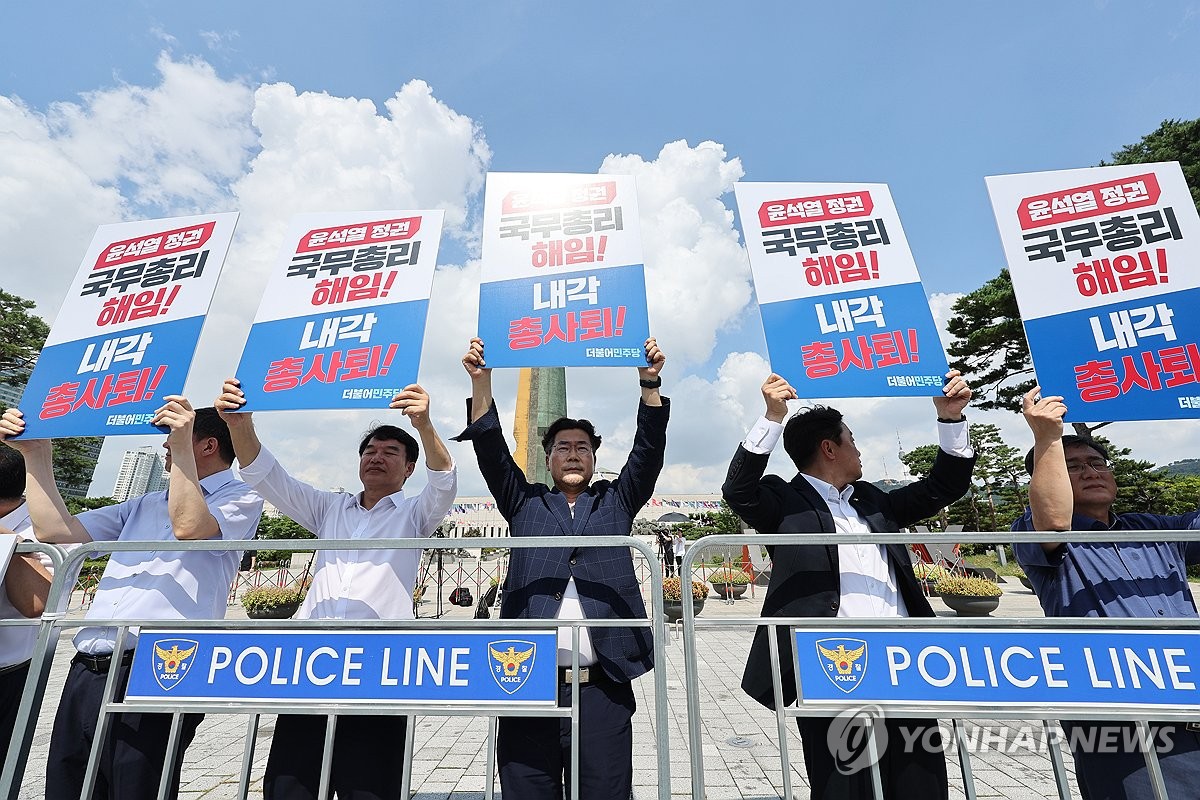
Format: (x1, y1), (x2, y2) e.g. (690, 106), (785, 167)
(558, 666), (601, 684)
(72, 650), (135, 674)
(0, 659), (31, 677)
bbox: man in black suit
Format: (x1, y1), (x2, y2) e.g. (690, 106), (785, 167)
(722, 371), (975, 800)
(454, 336), (668, 800)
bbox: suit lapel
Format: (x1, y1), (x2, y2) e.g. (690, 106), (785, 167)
(790, 474), (837, 563)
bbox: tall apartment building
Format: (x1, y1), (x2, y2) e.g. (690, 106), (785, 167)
(112, 446), (169, 502)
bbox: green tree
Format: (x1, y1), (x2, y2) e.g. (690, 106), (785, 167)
(945, 269), (1033, 414)
(1103, 118), (1200, 207)
(0, 289), (50, 385)
(254, 515), (316, 565)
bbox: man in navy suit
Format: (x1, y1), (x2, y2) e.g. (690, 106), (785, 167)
(455, 336), (668, 800)
(723, 371), (975, 800)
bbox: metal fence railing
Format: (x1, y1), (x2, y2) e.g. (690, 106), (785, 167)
(1, 536), (670, 800)
(678, 530), (1200, 800)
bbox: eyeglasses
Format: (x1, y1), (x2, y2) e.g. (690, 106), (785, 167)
(1065, 459), (1111, 475)
(551, 443), (593, 456)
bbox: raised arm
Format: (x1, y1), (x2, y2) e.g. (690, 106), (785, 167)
(390, 384), (453, 473)
(638, 336), (665, 408)
(0, 410), (91, 543)
(616, 338), (670, 511)
(720, 373), (796, 531)
(214, 377), (262, 468)
(1021, 385), (1072, 549)
(156, 396), (221, 541)
(454, 337), (529, 519)
(462, 336), (493, 424)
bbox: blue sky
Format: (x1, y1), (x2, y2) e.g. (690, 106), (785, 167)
(2, 2), (1199, 496)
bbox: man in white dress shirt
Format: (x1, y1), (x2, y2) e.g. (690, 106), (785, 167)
(0, 398), (262, 800)
(722, 371), (975, 800)
(216, 378), (457, 800)
(0, 448), (52, 763)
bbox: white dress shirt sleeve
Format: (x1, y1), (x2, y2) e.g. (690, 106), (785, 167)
(235, 445), (335, 534)
(937, 420), (973, 458)
(414, 461), (459, 537)
(742, 416), (784, 455)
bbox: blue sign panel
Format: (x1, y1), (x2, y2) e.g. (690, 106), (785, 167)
(759, 281), (949, 398)
(22, 317), (205, 437)
(795, 628), (1200, 709)
(125, 629), (558, 706)
(478, 263), (651, 368)
(1023, 286), (1200, 422)
(236, 300), (428, 410)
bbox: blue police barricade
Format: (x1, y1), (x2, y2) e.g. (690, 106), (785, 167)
(679, 531), (1200, 800)
(1, 535), (670, 800)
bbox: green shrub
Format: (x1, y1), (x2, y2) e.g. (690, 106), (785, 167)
(662, 577), (708, 601)
(707, 568), (751, 586)
(241, 585), (306, 613)
(935, 575), (1002, 597)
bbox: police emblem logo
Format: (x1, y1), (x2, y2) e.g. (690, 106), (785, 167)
(151, 638), (199, 692)
(488, 639), (537, 695)
(815, 638), (868, 694)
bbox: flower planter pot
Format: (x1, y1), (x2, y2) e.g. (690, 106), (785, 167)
(940, 594), (999, 617)
(246, 600), (301, 619)
(663, 597), (705, 624)
(920, 580), (940, 597)
(709, 582), (748, 600)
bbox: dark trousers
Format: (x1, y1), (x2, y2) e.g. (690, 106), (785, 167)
(0, 659), (31, 763)
(46, 658), (204, 800)
(264, 714), (408, 800)
(498, 672), (635, 800)
(1064, 721), (1200, 800)
(798, 715), (948, 800)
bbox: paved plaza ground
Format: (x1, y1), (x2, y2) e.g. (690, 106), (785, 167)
(12, 576), (1198, 800)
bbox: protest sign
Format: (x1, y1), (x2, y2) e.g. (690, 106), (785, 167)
(987, 163), (1200, 421)
(18, 213), (238, 437)
(477, 173), (649, 367)
(735, 183), (948, 397)
(234, 211), (444, 410)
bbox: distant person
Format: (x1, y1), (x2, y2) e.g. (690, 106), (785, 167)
(657, 529), (674, 577)
(1013, 385), (1200, 800)
(216, 379), (457, 800)
(455, 336), (667, 800)
(723, 371), (974, 800)
(672, 530), (685, 575)
(0, 399), (261, 800)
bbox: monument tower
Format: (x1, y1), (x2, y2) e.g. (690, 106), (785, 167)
(512, 367), (566, 486)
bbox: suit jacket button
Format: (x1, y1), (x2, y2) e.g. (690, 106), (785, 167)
(554, 592), (563, 601)
(569, 558), (577, 566)
(830, 603), (838, 611)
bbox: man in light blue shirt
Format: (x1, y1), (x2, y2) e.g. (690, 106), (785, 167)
(0, 398), (262, 800)
(1014, 385), (1200, 800)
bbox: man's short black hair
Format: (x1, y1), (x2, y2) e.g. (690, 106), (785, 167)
(0, 447), (25, 500)
(359, 425), (419, 463)
(1024, 435), (1110, 476)
(782, 405), (845, 470)
(542, 418), (602, 455)
(192, 407), (236, 465)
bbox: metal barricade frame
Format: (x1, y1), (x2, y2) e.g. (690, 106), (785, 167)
(679, 530), (1200, 800)
(2, 535), (671, 800)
